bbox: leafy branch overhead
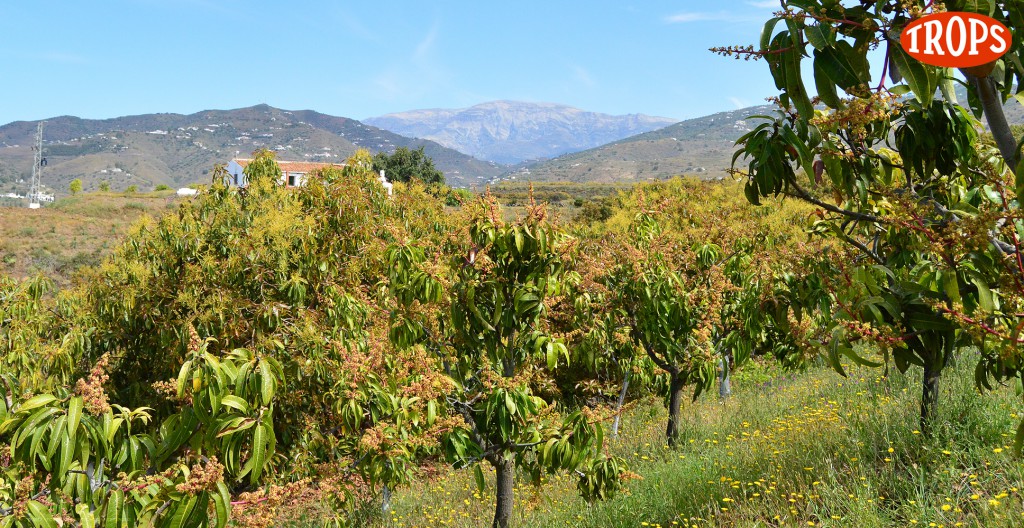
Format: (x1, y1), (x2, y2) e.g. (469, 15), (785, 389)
(722, 0), (1024, 438)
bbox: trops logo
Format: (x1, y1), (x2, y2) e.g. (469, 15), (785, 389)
(900, 12), (1010, 68)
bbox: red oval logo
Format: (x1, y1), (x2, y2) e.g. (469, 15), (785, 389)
(900, 12), (1010, 68)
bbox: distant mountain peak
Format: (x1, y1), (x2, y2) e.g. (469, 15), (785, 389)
(365, 101), (678, 165)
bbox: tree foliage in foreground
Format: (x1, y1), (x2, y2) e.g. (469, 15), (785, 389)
(2, 150), (458, 527)
(2, 152), (638, 528)
(721, 0), (1024, 436)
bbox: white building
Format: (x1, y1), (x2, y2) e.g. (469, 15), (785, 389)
(225, 158), (392, 195)
(225, 158), (346, 188)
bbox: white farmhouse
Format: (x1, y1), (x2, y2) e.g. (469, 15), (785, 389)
(225, 158), (393, 195)
(225, 158), (346, 188)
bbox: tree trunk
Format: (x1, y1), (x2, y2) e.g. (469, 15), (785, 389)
(920, 357), (942, 436)
(666, 375), (685, 447)
(381, 485), (391, 514)
(970, 74), (1020, 173)
(492, 456), (515, 528)
(718, 353), (732, 400)
(612, 370), (630, 438)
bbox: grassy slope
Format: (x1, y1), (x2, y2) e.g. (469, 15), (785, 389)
(384, 358), (1023, 528)
(0, 191), (181, 287)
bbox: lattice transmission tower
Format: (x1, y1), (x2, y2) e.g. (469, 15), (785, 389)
(27, 122), (47, 209)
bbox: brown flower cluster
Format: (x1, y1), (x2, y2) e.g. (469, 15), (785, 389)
(230, 478), (318, 528)
(175, 457), (224, 495)
(187, 324), (202, 354)
(811, 91), (903, 142)
(74, 354), (111, 415)
(117, 466), (176, 494)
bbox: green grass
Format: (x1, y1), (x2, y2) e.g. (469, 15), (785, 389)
(377, 356), (1022, 528)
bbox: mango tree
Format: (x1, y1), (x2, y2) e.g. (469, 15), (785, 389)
(387, 200), (623, 528)
(605, 212), (719, 447)
(722, 0), (1024, 435)
(1, 149), (458, 525)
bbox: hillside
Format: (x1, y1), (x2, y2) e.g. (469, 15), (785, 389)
(0, 105), (504, 195)
(365, 101), (677, 165)
(0, 191), (181, 287)
(508, 105), (774, 183)
(515, 94), (1024, 184)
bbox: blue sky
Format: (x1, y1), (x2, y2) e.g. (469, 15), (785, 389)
(1, 1), (783, 125)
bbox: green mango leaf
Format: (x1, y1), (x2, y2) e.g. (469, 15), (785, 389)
(783, 47), (815, 119)
(67, 396), (83, 438)
(77, 503), (97, 528)
(888, 44), (935, 106)
(249, 422), (267, 484)
(259, 359), (274, 406)
(815, 43), (865, 93)
(16, 394), (58, 414)
(103, 490), (123, 528)
(167, 495), (199, 528)
(1014, 418), (1024, 456)
(942, 271), (961, 305)
(473, 464), (486, 493)
(27, 500), (58, 528)
(805, 23), (832, 51)
(215, 481), (231, 528)
(814, 61), (844, 108)
(220, 395), (250, 414)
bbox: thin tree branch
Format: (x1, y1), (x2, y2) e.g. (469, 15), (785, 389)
(785, 182), (885, 224)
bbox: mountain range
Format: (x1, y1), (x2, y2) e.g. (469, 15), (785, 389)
(2, 97), (1022, 198)
(508, 105), (775, 183)
(0, 105), (504, 193)
(364, 101), (677, 165)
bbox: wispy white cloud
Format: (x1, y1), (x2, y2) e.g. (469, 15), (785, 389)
(728, 96), (750, 109)
(663, 11), (764, 24)
(571, 65), (596, 89)
(372, 72), (403, 99)
(664, 11), (756, 23)
(333, 9), (378, 42)
(414, 22), (439, 62)
(664, 12), (715, 23)
(364, 20), (450, 103)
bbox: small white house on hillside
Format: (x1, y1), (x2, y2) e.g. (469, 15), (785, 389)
(225, 158), (345, 188)
(225, 158), (393, 196)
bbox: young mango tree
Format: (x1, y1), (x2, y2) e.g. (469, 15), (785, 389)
(605, 212), (719, 447)
(387, 200), (624, 528)
(722, 0), (1024, 436)
(558, 282), (651, 437)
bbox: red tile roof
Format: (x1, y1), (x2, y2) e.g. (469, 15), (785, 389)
(232, 159), (345, 173)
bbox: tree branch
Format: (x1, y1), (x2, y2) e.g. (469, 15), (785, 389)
(968, 73), (1020, 174)
(838, 233), (886, 265)
(785, 182), (885, 224)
